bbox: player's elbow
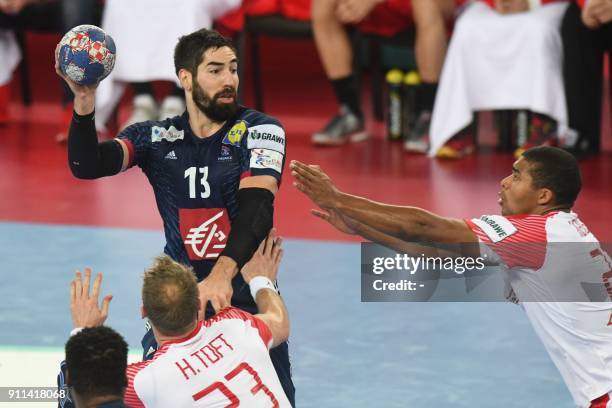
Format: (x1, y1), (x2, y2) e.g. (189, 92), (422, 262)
(69, 162), (100, 180)
(272, 316), (290, 346)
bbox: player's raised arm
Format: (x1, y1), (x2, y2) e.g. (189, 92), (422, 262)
(240, 229), (289, 347)
(291, 160), (477, 244)
(55, 43), (128, 180)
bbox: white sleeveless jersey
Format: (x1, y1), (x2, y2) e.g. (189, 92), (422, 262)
(124, 308), (291, 408)
(466, 211), (612, 408)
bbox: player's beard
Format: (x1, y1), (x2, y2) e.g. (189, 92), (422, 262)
(192, 82), (238, 123)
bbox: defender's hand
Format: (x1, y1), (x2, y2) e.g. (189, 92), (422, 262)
(311, 209), (358, 235)
(291, 160), (341, 210)
(70, 267), (112, 328)
(198, 262), (234, 316)
(241, 229), (284, 284)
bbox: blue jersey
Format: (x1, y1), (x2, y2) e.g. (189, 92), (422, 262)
(118, 107), (286, 311)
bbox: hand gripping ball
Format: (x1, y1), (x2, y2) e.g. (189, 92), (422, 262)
(58, 25), (116, 85)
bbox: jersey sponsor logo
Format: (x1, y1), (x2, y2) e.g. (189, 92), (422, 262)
(179, 208), (231, 260)
(151, 126), (185, 143)
(250, 149), (283, 173)
(222, 120), (247, 146)
(218, 145), (233, 161)
(472, 215), (517, 243)
(164, 150), (177, 160)
(247, 124), (285, 154)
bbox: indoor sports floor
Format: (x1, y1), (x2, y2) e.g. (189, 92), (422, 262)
(1, 34), (611, 408)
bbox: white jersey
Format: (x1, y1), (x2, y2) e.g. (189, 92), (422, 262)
(466, 211), (612, 408)
(124, 308), (291, 408)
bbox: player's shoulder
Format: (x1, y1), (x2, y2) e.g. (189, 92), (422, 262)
(236, 108), (286, 154)
(467, 213), (552, 243)
(545, 211), (597, 242)
(205, 307), (256, 325)
(205, 307), (273, 348)
(118, 114), (188, 143)
(239, 107), (283, 128)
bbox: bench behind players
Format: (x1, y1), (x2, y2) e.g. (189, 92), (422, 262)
(62, 231), (291, 407)
(56, 28), (294, 403)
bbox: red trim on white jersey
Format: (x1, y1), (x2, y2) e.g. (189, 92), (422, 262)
(465, 212), (555, 269)
(124, 328), (183, 407)
(206, 307), (273, 349)
(590, 392), (612, 408)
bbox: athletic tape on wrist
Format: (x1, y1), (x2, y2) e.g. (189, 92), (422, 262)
(70, 327), (84, 337)
(249, 276), (278, 300)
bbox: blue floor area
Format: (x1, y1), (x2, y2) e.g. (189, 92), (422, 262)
(0, 222), (572, 407)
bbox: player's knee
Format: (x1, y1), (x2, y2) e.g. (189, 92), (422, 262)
(412, 0), (446, 30)
(312, 0), (339, 23)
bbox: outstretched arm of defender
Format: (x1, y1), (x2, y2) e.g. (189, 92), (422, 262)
(240, 229), (289, 347)
(291, 160), (477, 244)
(313, 208), (469, 258)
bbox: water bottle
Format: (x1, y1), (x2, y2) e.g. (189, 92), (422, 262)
(386, 69), (404, 141)
(402, 71), (420, 141)
(515, 110), (531, 148)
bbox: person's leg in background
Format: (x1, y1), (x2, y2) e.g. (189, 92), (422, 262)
(159, 82), (185, 121)
(405, 0), (455, 152)
(311, 0), (367, 145)
(561, 2), (610, 155)
(122, 81), (185, 129)
(123, 81), (158, 129)
(56, 0), (96, 142)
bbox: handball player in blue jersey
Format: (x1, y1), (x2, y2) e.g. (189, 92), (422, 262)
(55, 28), (294, 405)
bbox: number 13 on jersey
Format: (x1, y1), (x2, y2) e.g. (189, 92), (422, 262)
(185, 167), (211, 199)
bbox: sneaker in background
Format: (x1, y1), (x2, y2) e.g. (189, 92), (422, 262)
(122, 94), (158, 130)
(435, 125), (476, 159)
(159, 96), (185, 121)
(404, 111), (431, 154)
(311, 106), (367, 146)
(514, 113), (557, 158)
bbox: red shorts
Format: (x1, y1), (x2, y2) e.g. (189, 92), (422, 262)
(590, 392), (612, 408)
(358, 0), (413, 37)
(217, 0), (413, 36)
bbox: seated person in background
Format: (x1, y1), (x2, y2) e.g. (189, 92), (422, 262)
(428, 0), (570, 159)
(62, 327), (129, 408)
(310, 0), (455, 146)
(94, 0), (241, 132)
(561, 0), (612, 155)
(60, 230), (292, 407)
(0, 0), (96, 134)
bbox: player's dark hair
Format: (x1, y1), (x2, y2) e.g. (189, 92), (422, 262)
(522, 146), (582, 208)
(174, 28), (237, 76)
(142, 255), (199, 336)
(65, 326), (128, 399)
